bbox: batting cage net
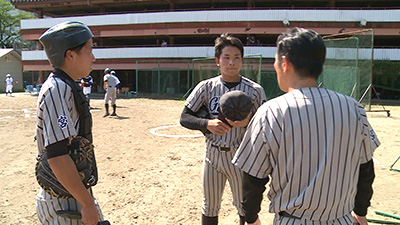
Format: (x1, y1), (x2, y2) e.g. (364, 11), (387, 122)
(135, 59), (191, 96)
(189, 54), (262, 97)
(321, 29), (374, 109)
(260, 70), (285, 100)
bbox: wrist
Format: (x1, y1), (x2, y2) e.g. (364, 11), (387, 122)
(80, 197), (96, 209)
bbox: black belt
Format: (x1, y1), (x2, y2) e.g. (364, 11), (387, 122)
(211, 145), (232, 152)
(279, 211), (301, 219)
(108, 85), (114, 88)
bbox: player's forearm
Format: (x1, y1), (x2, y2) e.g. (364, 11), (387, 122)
(242, 172), (269, 223)
(180, 106), (209, 131)
(354, 159), (375, 216)
(48, 155), (95, 208)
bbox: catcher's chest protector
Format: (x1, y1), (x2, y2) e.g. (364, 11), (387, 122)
(35, 69), (98, 198)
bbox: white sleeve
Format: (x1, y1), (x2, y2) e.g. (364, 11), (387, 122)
(40, 81), (78, 147)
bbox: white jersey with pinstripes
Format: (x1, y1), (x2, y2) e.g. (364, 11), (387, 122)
(185, 75), (266, 217)
(35, 73), (103, 225)
(185, 75), (267, 149)
(233, 87), (380, 224)
(36, 74), (79, 154)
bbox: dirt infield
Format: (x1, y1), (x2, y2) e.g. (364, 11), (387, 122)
(0, 93), (399, 225)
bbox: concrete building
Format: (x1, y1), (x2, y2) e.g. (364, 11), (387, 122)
(0, 49), (23, 92)
(10, 0), (400, 97)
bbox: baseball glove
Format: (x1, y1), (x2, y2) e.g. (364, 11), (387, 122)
(218, 90), (253, 124)
(35, 136), (98, 198)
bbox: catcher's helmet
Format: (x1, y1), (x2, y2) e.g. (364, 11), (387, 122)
(39, 21), (93, 68)
(104, 68), (111, 74)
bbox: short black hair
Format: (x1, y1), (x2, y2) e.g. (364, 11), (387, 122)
(277, 27), (326, 79)
(214, 33), (244, 59)
(67, 41), (86, 55)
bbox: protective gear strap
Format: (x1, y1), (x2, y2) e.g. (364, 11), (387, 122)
(52, 68), (93, 142)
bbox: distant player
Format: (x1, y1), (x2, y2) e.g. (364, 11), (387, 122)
(103, 69), (120, 116)
(80, 74), (93, 105)
(5, 74), (13, 96)
(36, 21), (104, 225)
(233, 27), (380, 225)
(110, 70), (121, 91)
(180, 34), (266, 225)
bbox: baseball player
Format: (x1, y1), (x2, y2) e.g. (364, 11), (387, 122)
(233, 27), (380, 225)
(5, 74), (13, 96)
(36, 21), (104, 225)
(110, 70), (121, 90)
(180, 34), (267, 225)
(80, 74), (93, 105)
(103, 69), (120, 116)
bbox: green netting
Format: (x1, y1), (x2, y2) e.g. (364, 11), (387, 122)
(135, 60), (191, 96)
(260, 70), (284, 100)
(191, 54), (262, 90)
(322, 29), (374, 109)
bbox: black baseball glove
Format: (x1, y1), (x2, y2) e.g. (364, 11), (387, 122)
(35, 136), (98, 198)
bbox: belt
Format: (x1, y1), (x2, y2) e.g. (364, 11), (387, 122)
(108, 85), (115, 88)
(279, 211), (301, 219)
(211, 144), (233, 152)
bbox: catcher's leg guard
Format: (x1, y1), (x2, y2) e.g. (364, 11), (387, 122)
(104, 104), (110, 117)
(202, 214), (218, 225)
(239, 215), (245, 225)
(111, 104), (117, 116)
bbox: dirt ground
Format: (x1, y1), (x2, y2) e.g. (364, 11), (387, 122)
(0, 92), (399, 225)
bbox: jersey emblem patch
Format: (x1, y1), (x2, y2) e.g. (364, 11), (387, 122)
(57, 115), (68, 129)
(209, 96), (220, 116)
(370, 129), (376, 141)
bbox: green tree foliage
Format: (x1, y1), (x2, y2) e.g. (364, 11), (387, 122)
(0, 0), (36, 50)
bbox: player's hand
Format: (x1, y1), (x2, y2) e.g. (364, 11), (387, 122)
(207, 119), (231, 136)
(81, 204), (99, 225)
(247, 217), (261, 225)
(351, 211), (368, 225)
(226, 112), (251, 128)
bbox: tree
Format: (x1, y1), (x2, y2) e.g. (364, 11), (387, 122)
(0, 0), (37, 50)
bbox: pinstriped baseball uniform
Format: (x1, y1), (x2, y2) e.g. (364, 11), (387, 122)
(36, 73), (103, 224)
(233, 87), (380, 225)
(185, 75), (266, 217)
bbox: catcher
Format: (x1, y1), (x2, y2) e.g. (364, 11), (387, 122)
(35, 21), (106, 225)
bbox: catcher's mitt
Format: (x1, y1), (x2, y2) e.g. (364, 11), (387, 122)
(35, 136), (98, 198)
(218, 90), (253, 123)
